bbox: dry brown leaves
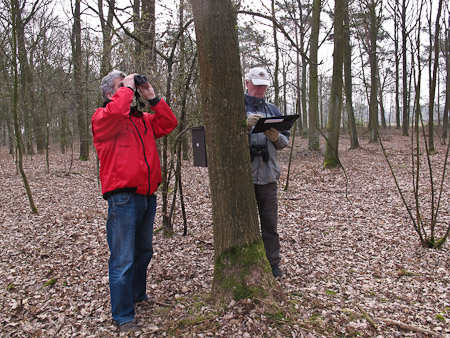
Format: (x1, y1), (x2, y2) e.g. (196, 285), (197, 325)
(0, 129), (449, 337)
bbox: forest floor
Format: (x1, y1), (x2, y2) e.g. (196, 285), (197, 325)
(1, 128), (450, 338)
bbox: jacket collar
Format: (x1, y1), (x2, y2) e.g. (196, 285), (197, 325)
(244, 92), (266, 110)
(103, 100), (143, 118)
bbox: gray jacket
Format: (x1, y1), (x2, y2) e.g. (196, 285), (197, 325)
(245, 93), (289, 185)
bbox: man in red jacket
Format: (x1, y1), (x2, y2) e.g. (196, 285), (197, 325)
(92, 70), (177, 332)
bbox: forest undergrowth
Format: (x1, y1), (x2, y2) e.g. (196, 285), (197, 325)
(0, 129), (449, 337)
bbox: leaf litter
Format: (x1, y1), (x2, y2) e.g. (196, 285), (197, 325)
(0, 129), (449, 337)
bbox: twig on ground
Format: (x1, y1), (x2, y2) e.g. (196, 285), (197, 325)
(380, 318), (443, 337)
(355, 304), (377, 329)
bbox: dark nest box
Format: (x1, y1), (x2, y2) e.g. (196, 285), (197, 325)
(191, 126), (207, 167)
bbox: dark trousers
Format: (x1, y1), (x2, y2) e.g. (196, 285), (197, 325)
(254, 182), (280, 266)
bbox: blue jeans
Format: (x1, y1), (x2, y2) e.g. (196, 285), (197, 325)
(106, 193), (156, 325)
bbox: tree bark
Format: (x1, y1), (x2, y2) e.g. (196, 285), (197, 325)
(141, 0), (156, 67)
(272, 0), (280, 107)
(428, 0), (443, 152)
(394, 0), (401, 128)
(368, 0), (379, 142)
(344, 3), (359, 149)
(401, 0), (409, 136)
(308, 0), (321, 150)
(98, 0), (115, 78)
(15, 3), (35, 155)
(72, 0), (89, 160)
(324, 0), (346, 167)
(11, 0), (37, 214)
(190, 0), (281, 304)
(443, 14), (450, 142)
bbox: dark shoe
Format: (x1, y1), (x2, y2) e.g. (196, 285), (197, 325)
(271, 264), (283, 278)
(135, 297), (152, 310)
(119, 320), (140, 332)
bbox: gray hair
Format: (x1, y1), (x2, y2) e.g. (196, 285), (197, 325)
(101, 69), (126, 101)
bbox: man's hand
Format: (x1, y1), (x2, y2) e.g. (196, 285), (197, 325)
(247, 114), (263, 129)
(137, 82), (157, 100)
(265, 128), (279, 142)
(122, 73), (137, 89)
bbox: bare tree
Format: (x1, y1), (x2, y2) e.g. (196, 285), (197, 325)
(10, 0), (37, 213)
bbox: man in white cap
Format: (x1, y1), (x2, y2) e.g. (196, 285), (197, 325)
(245, 66), (290, 278)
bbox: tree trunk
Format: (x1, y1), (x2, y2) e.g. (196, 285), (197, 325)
(296, 0), (308, 136)
(11, 0), (37, 214)
(428, 0), (443, 152)
(324, 0), (346, 168)
(308, 0), (321, 150)
(394, 0), (401, 128)
(72, 0), (89, 160)
(272, 0), (280, 107)
(15, 5), (34, 155)
(368, 0), (378, 143)
(99, 0), (115, 78)
(141, 0), (156, 67)
(377, 71), (387, 129)
(443, 14), (450, 142)
(190, 0), (282, 304)
(401, 0), (409, 136)
(344, 3), (359, 149)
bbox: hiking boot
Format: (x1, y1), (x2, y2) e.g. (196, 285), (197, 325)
(119, 320), (140, 333)
(271, 264), (283, 278)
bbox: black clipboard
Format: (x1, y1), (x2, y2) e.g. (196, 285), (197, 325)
(251, 114), (299, 133)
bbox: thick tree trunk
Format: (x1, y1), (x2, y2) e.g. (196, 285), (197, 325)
(190, 0), (282, 304)
(344, 3), (359, 149)
(308, 0), (321, 150)
(324, 0), (346, 167)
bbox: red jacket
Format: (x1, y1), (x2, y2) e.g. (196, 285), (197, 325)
(92, 86), (177, 198)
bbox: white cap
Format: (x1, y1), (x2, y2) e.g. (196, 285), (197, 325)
(246, 67), (270, 86)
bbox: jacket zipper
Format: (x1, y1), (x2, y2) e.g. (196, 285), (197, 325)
(129, 116), (152, 195)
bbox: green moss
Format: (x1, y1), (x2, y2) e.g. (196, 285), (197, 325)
(435, 314), (445, 322)
(214, 239), (270, 301)
(325, 289), (337, 296)
(434, 237), (446, 249)
(154, 226), (164, 234)
(323, 158), (340, 169)
(265, 310), (284, 321)
(44, 277), (57, 287)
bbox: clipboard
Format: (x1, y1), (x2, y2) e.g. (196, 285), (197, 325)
(251, 114), (299, 133)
